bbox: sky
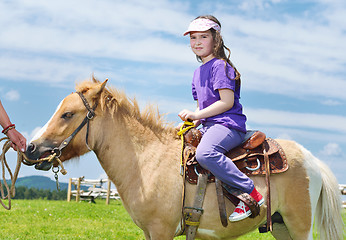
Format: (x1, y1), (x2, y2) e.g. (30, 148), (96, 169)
(0, 0), (345, 191)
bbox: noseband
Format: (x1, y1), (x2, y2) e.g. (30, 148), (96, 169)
(52, 92), (98, 157)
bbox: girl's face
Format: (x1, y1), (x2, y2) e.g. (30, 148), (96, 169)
(190, 30), (215, 63)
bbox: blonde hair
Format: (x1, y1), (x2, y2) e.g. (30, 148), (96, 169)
(195, 15), (241, 88)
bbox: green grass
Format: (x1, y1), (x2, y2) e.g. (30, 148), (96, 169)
(0, 199), (345, 239)
(0, 199), (143, 240)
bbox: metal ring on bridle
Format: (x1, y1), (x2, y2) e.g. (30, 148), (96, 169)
(87, 111), (94, 120)
(52, 148), (62, 158)
(52, 166), (60, 173)
(245, 158), (261, 171)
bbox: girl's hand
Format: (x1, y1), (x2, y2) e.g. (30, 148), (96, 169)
(178, 109), (198, 121)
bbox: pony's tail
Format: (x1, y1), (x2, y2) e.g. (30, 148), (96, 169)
(315, 159), (344, 240)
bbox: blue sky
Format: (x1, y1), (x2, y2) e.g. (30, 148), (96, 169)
(1, 0), (345, 188)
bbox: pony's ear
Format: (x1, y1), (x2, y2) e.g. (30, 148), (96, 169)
(88, 79), (108, 98)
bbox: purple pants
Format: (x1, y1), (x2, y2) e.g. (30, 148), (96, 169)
(196, 123), (254, 194)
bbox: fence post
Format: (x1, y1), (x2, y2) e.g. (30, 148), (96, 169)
(67, 178), (72, 202)
(106, 179), (111, 205)
(76, 177), (81, 202)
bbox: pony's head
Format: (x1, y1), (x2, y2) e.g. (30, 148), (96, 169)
(25, 79), (107, 171)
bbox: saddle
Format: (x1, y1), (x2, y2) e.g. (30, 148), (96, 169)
(178, 123), (288, 234)
(183, 129), (288, 184)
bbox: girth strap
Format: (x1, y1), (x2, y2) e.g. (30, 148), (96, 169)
(264, 146), (272, 232)
(184, 173), (208, 240)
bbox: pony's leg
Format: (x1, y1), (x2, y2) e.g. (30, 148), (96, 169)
(271, 223), (292, 240)
(142, 221), (177, 240)
(145, 231), (175, 240)
(275, 195), (312, 240)
(271, 141), (315, 239)
(143, 230), (174, 240)
(144, 232), (150, 240)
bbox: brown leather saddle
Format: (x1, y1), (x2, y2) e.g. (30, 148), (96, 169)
(183, 129), (288, 183)
(180, 126), (288, 226)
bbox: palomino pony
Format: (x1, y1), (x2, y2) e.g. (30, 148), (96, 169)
(26, 78), (343, 240)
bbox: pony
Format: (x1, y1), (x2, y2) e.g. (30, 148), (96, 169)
(25, 78), (343, 240)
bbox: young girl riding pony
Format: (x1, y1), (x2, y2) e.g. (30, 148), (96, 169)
(178, 15), (263, 222)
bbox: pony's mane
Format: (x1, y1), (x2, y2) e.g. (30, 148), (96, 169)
(75, 77), (175, 134)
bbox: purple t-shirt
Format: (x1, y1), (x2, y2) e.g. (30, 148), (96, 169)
(192, 58), (247, 133)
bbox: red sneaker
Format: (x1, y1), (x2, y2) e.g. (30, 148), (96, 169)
(229, 187), (264, 222)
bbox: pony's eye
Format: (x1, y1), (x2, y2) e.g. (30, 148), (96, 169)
(61, 112), (74, 119)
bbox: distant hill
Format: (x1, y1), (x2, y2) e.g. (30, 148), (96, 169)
(16, 176), (71, 190)
(4, 176), (93, 191)
(3, 176), (69, 191)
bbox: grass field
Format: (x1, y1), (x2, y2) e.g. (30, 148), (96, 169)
(0, 199), (345, 239)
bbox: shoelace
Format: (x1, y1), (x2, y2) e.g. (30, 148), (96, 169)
(235, 201), (248, 213)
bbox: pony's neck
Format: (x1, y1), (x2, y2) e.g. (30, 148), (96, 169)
(91, 114), (179, 200)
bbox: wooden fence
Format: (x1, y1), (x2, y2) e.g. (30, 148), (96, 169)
(67, 180), (345, 207)
(340, 184), (346, 209)
(67, 177), (120, 204)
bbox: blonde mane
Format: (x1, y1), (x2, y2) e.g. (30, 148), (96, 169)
(75, 77), (175, 135)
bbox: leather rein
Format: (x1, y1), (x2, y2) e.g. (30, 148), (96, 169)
(52, 91), (98, 157)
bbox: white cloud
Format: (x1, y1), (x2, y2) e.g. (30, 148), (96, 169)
(218, 12), (346, 101)
(244, 108), (346, 133)
(317, 141), (346, 184)
(0, 55), (94, 83)
(4, 90), (20, 101)
(275, 132), (293, 140)
(320, 143), (343, 157)
(321, 99), (342, 106)
(30, 127), (43, 140)
(239, 0), (282, 11)
(0, 0), (192, 63)
(98, 173), (108, 180)
(1, 0), (345, 104)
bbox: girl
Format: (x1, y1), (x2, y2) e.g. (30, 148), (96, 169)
(179, 15), (263, 222)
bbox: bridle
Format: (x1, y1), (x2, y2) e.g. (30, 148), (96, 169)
(52, 91), (98, 157)
(28, 91), (99, 190)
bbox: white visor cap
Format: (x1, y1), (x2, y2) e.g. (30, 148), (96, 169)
(183, 18), (221, 36)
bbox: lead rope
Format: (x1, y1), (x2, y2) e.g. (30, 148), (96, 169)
(0, 137), (21, 210)
(0, 137), (67, 210)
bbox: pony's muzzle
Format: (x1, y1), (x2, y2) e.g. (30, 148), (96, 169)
(34, 161), (53, 171)
(25, 141), (56, 171)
